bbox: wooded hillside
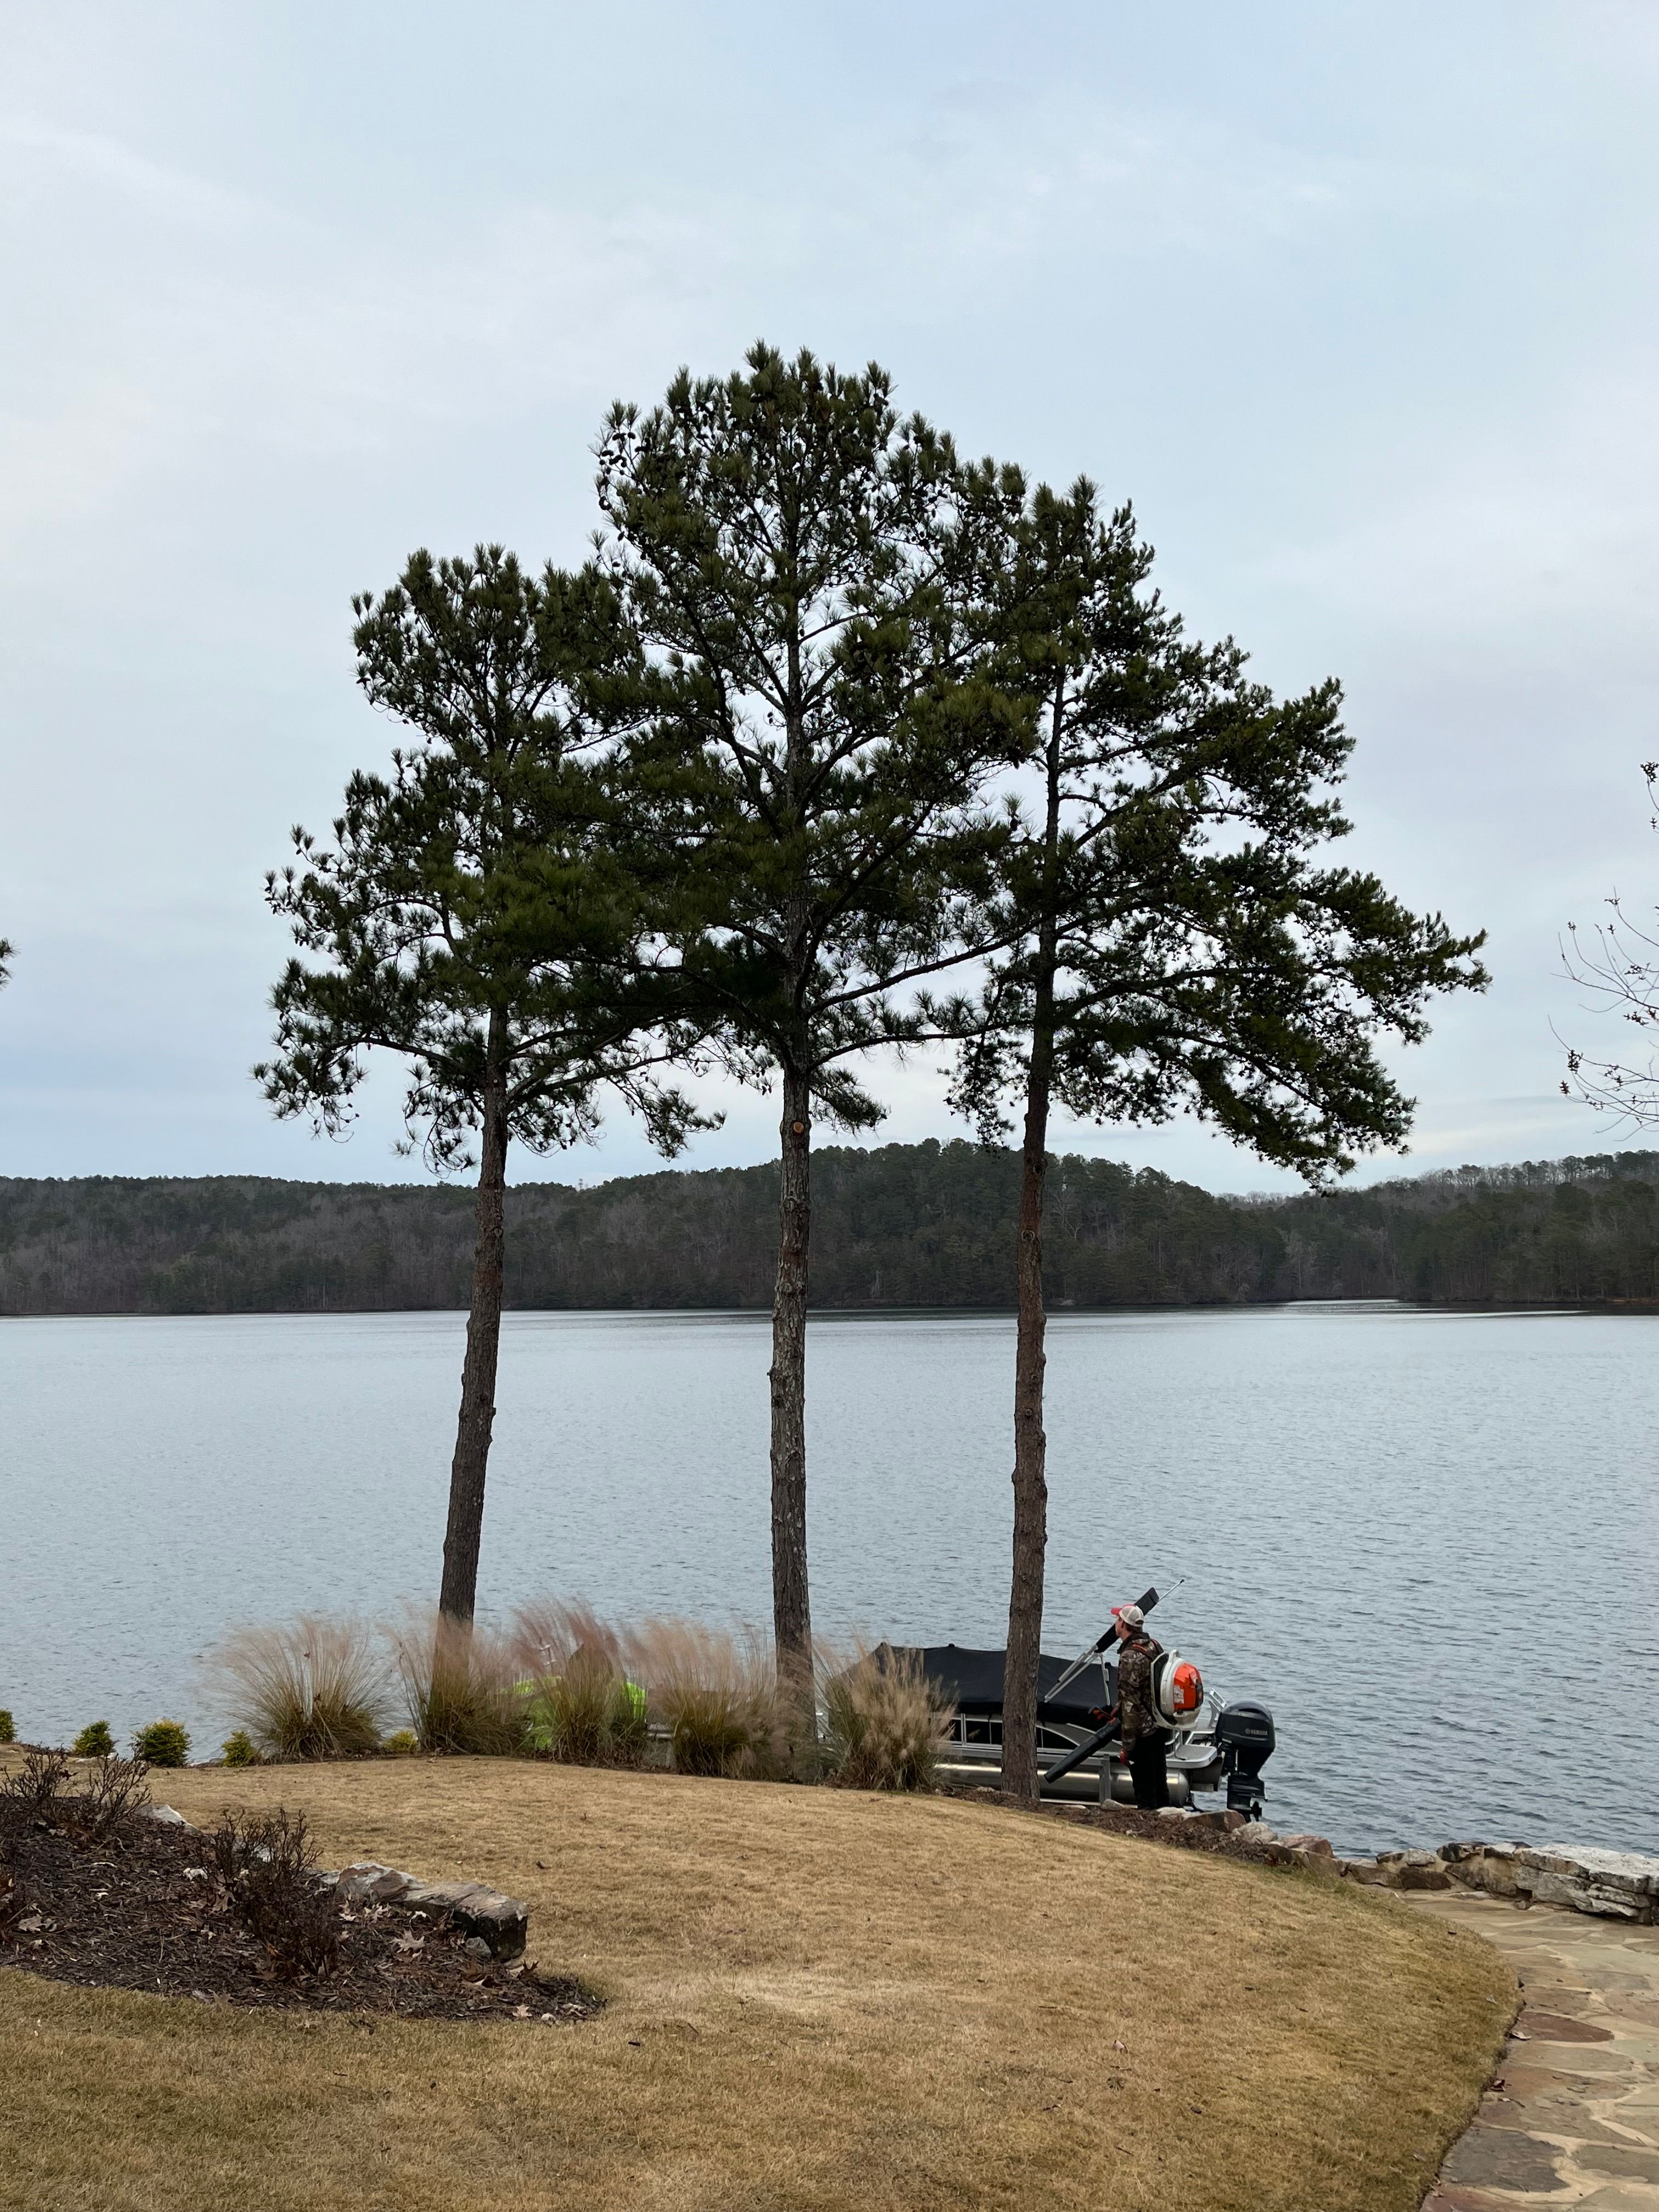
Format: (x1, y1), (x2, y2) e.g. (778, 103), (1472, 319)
(2, 1142), (1656, 1316)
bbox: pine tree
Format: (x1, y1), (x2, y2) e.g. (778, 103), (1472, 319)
(948, 481), (1489, 1798)
(596, 346), (1022, 1717)
(258, 545), (707, 1622)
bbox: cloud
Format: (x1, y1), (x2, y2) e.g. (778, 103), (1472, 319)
(3, 9), (1658, 1186)
(0, 113), (262, 232)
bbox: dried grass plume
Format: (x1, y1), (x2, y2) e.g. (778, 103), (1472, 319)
(819, 1640), (955, 1792)
(207, 1616), (391, 1762)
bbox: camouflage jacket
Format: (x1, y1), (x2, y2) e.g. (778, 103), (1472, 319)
(1116, 1634), (1165, 1747)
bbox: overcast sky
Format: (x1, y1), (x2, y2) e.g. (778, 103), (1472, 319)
(3, 2), (1657, 1193)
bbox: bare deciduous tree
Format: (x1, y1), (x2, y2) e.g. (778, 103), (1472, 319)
(1561, 762), (1659, 1125)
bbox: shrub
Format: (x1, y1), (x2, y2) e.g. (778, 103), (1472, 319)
(72, 1721), (114, 1759)
(521, 1660), (648, 1767)
(209, 1615), (390, 1762)
(628, 1620), (779, 1779)
(62, 1754), (151, 1843)
(512, 1600), (647, 1767)
(820, 1643), (956, 1793)
(221, 1730), (261, 1768)
(211, 1807), (339, 1979)
(132, 1720), (190, 1768)
(392, 1610), (521, 1755)
(0, 1709), (13, 1744)
(382, 1729), (418, 1756)
(0, 1747), (69, 1816)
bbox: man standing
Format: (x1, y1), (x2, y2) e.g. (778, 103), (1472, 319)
(1114, 1604), (1170, 1810)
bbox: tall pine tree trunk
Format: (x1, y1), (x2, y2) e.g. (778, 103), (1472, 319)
(1002, 974), (1055, 1799)
(1002, 695), (1064, 1801)
(770, 1063), (814, 1729)
(439, 1012), (510, 1624)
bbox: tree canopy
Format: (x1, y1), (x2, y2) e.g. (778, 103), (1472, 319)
(1561, 759), (1659, 1126)
(259, 544), (708, 1620)
(944, 478), (1488, 1796)
(952, 482), (1486, 1170)
(245, 349), (1492, 1725)
(595, 345), (1024, 1696)
(260, 547), (696, 1168)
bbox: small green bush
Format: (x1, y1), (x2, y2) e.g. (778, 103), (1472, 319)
(221, 1730), (261, 1768)
(72, 1721), (115, 1759)
(0, 1709), (14, 1744)
(132, 1719), (191, 1768)
(382, 1729), (418, 1756)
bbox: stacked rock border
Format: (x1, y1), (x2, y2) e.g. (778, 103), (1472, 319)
(1221, 1817), (1659, 1925)
(148, 1804), (529, 1956)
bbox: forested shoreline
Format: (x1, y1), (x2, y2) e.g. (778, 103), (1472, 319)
(3, 1141), (1657, 1317)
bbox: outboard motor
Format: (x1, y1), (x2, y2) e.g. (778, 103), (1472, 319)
(1215, 1700), (1276, 1819)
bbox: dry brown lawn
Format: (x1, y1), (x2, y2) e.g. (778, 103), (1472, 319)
(0, 1759), (1513, 2212)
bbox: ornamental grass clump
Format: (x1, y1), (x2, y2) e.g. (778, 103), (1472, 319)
(512, 1600), (647, 1767)
(392, 1609), (521, 1756)
(211, 1617), (389, 1762)
(628, 1620), (779, 1779)
(820, 1642), (955, 1793)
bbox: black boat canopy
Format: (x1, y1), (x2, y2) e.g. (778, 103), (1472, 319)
(887, 1645), (1115, 1729)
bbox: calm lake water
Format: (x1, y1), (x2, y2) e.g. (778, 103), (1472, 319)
(2, 1303), (1655, 1858)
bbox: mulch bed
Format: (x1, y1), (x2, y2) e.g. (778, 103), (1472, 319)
(0, 1798), (599, 2024)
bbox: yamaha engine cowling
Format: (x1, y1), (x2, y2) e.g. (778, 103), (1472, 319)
(1215, 1700), (1275, 1819)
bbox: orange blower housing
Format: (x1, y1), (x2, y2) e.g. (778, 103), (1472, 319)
(1153, 1653), (1205, 1728)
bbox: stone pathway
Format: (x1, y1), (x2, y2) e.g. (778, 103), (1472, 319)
(1412, 1891), (1659, 2210)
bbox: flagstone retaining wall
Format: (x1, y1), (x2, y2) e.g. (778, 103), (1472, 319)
(1226, 1819), (1659, 1925)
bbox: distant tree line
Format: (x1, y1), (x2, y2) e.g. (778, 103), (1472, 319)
(4, 1142), (1655, 1319)
(1258, 1149), (1659, 1305)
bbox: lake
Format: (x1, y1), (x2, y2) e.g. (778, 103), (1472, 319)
(2, 1302), (1655, 1858)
